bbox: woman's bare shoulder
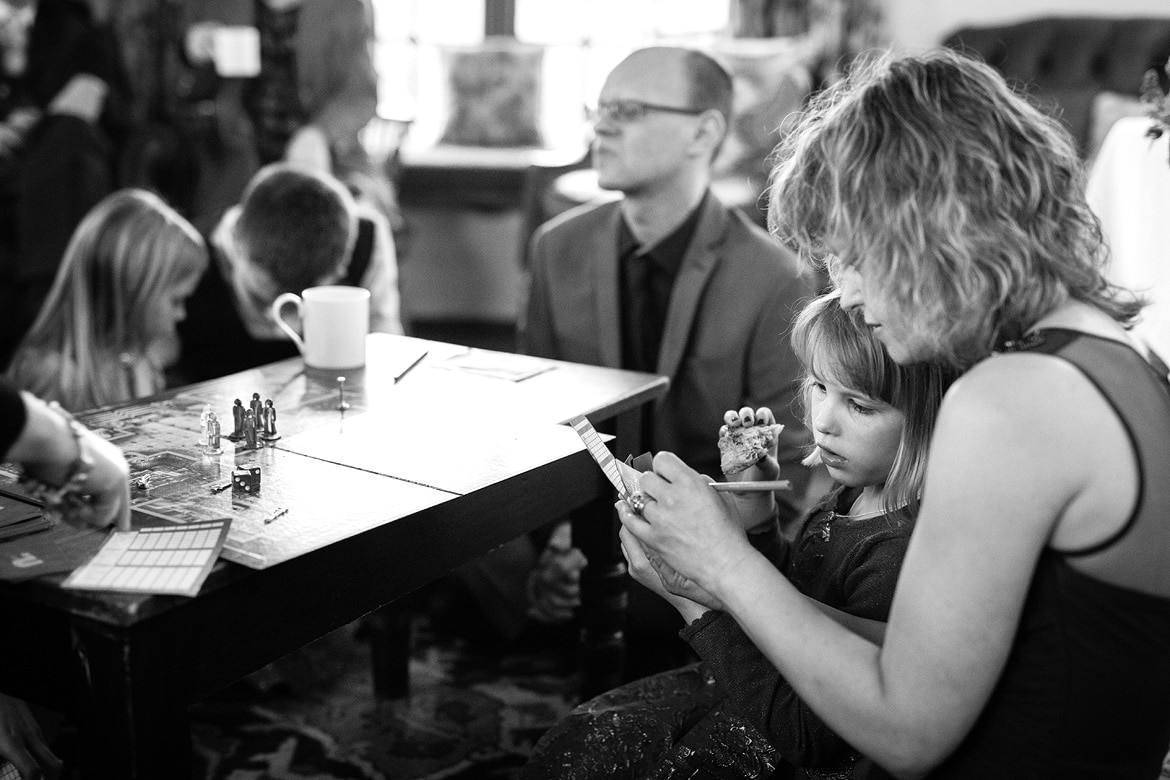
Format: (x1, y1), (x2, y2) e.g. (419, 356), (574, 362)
(942, 351), (1093, 426)
(930, 350), (1123, 515)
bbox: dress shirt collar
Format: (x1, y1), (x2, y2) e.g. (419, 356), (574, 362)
(618, 189), (710, 274)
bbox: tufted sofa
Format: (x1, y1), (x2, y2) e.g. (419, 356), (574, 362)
(942, 16), (1170, 158)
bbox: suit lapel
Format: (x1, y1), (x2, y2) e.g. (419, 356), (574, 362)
(657, 196), (728, 379)
(593, 204), (624, 367)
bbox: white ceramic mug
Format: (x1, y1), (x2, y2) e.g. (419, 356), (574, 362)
(271, 286), (369, 370)
(211, 26), (261, 77)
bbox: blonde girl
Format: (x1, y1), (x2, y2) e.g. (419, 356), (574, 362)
(7, 189), (207, 410)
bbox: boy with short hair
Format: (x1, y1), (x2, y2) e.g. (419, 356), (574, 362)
(177, 163), (402, 382)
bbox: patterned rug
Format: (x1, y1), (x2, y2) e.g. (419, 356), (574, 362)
(189, 612), (582, 780)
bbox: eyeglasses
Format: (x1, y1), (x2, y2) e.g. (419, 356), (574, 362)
(585, 100), (705, 124)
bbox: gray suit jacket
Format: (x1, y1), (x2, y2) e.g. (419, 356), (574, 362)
(521, 193), (816, 509)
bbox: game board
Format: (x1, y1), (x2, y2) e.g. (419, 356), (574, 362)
(0, 368), (453, 572)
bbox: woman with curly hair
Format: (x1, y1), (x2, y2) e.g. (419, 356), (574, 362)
(618, 48), (1170, 779)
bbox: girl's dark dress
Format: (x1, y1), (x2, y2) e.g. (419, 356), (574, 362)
(524, 485), (913, 780)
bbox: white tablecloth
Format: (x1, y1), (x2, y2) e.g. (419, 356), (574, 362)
(1086, 115), (1170, 361)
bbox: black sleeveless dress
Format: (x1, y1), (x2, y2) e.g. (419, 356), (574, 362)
(872, 329), (1170, 779)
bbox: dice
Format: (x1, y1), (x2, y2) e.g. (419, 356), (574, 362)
(231, 466), (261, 494)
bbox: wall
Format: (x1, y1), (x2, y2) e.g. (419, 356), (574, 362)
(886, 0), (1170, 51)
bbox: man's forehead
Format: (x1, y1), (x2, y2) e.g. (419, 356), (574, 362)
(600, 50), (690, 102)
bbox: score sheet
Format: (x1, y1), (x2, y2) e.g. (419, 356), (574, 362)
(63, 519), (230, 597)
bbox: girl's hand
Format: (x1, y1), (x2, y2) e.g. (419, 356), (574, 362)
(619, 452), (758, 599)
(718, 406), (780, 531)
(619, 523), (718, 622)
(720, 406), (781, 481)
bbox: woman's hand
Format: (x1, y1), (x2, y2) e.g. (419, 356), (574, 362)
(0, 693), (62, 780)
(619, 523), (720, 622)
(619, 452), (758, 600)
(184, 22), (220, 64)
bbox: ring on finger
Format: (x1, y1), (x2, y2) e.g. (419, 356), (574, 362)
(628, 492), (647, 514)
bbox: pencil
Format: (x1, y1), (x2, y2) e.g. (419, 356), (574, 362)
(709, 480), (792, 492)
(394, 350), (429, 382)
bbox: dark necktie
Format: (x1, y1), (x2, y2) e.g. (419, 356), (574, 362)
(623, 252), (655, 372)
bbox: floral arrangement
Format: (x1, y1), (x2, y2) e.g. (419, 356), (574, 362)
(1140, 61), (1170, 154)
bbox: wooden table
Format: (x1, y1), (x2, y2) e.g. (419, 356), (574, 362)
(0, 334), (666, 777)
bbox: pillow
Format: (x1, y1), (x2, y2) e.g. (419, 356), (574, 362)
(708, 38), (812, 183)
(438, 40), (544, 148)
(1088, 91), (1150, 166)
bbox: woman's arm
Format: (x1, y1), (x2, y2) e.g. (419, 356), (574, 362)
(812, 600), (887, 645)
(623, 353), (1124, 776)
(5, 389), (131, 531)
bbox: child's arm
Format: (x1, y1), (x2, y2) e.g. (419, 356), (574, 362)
(680, 530), (908, 769)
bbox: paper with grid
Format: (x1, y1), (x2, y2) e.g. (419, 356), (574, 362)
(63, 519), (230, 597)
(568, 415), (642, 498)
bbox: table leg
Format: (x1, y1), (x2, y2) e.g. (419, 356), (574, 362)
(366, 603), (413, 699)
(72, 623), (192, 778)
(571, 495), (626, 699)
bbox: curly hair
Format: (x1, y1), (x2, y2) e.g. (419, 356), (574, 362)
(791, 291), (959, 521)
(768, 48), (1143, 367)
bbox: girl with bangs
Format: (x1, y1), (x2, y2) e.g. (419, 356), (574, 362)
(525, 291), (956, 779)
(6, 189), (207, 411)
(620, 47), (1170, 780)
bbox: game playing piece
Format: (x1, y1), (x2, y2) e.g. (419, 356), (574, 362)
(205, 412), (223, 453)
(249, 392), (263, 422)
(260, 398), (279, 441)
(231, 466), (261, 493)
(198, 403), (211, 444)
(242, 409), (258, 449)
(228, 398), (244, 441)
(336, 376), (349, 411)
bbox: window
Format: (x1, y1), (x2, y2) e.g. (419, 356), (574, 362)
(370, 0), (731, 149)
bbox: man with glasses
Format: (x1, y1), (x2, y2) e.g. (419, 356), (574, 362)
(454, 46), (815, 680)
